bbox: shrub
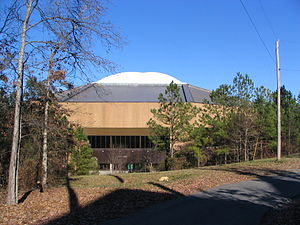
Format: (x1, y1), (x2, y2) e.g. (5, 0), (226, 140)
(69, 127), (98, 175)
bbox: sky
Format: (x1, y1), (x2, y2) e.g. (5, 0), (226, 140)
(95, 0), (300, 97)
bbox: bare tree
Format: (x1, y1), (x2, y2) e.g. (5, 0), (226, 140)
(6, 0), (35, 206)
(3, 0), (122, 205)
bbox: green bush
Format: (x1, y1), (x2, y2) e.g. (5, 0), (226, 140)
(69, 127), (98, 175)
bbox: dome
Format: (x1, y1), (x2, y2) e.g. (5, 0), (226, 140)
(94, 72), (186, 84)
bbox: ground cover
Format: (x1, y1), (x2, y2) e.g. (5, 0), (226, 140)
(261, 195), (300, 225)
(0, 156), (300, 225)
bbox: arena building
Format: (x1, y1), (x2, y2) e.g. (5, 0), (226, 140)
(59, 72), (211, 171)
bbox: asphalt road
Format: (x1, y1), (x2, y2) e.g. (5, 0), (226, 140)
(103, 169), (300, 225)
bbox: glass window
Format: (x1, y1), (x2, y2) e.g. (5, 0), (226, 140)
(112, 136), (116, 148)
(92, 136), (96, 148)
(95, 136), (100, 148)
(130, 136), (139, 148)
(88, 135), (153, 149)
(105, 136), (110, 148)
(125, 136), (130, 148)
(141, 136), (146, 148)
(120, 136), (126, 148)
(116, 136), (121, 147)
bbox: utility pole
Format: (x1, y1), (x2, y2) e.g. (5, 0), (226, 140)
(276, 40), (281, 160)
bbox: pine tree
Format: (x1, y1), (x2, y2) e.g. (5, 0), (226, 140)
(69, 127), (98, 175)
(147, 81), (198, 160)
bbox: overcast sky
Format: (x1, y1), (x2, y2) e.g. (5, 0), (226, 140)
(95, 0), (300, 97)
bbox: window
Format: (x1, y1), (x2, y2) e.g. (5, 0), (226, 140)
(88, 136), (153, 149)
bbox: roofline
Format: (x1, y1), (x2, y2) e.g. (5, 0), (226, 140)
(59, 100), (210, 104)
(57, 83), (212, 103)
(91, 83), (187, 86)
(188, 84), (211, 93)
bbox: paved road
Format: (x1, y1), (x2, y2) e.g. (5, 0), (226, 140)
(103, 169), (300, 225)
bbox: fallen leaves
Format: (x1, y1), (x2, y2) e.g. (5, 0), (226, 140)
(0, 157), (299, 224)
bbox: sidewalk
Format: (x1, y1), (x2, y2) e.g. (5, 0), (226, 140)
(103, 169), (300, 225)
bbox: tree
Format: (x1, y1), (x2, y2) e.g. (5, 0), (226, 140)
(5, 0), (34, 206)
(0, 78), (14, 188)
(147, 81), (198, 162)
(41, 48), (67, 187)
(19, 76), (74, 189)
(2, 0), (122, 205)
(253, 86), (276, 159)
(188, 127), (210, 167)
(194, 73), (299, 166)
(201, 73), (260, 163)
(220, 73), (258, 162)
(68, 127), (98, 175)
(273, 86), (300, 155)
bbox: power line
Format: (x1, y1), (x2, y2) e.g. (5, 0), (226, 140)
(239, 0), (275, 63)
(259, 0), (277, 39)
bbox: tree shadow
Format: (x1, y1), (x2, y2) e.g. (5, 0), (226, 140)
(18, 181), (45, 204)
(101, 169), (300, 225)
(43, 181), (180, 225)
(65, 176), (81, 225)
(43, 169), (300, 225)
(205, 166), (300, 181)
(108, 174), (125, 183)
(18, 190), (33, 204)
(148, 182), (184, 196)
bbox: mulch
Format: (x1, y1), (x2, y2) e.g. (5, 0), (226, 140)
(1, 159), (300, 225)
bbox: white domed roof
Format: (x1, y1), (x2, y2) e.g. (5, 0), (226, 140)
(95, 72), (185, 84)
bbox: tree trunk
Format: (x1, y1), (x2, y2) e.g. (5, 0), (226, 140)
(42, 49), (57, 186)
(170, 145), (174, 158)
(253, 138), (259, 160)
(7, 0), (33, 205)
(260, 140), (263, 159)
(42, 97), (49, 186)
(244, 129), (248, 162)
(288, 126), (291, 155)
(169, 124), (174, 158)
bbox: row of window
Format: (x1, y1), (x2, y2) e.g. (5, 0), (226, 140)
(88, 136), (153, 149)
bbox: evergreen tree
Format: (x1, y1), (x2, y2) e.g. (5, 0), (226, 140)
(19, 77), (74, 188)
(188, 127), (210, 167)
(273, 86), (300, 155)
(69, 127), (98, 175)
(201, 73), (261, 163)
(0, 79), (13, 188)
(254, 86), (276, 159)
(147, 81), (198, 163)
(200, 73), (300, 164)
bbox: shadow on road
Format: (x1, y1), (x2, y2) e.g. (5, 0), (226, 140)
(44, 178), (181, 225)
(43, 168), (300, 225)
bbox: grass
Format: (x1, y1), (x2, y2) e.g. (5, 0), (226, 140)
(71, 169), (199, 189)
(70, 156), (300, 191)
(0, 156), (300, 225)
